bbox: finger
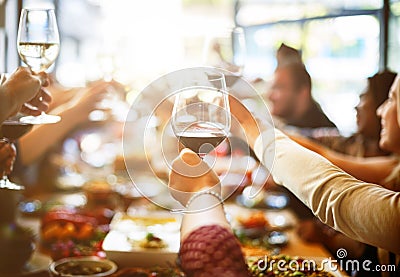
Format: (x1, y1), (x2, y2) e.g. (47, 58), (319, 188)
(0, 144), (12, 163)
(26, 90), (51, 113)
(26, 100), (50, 113)
(180, 148), (202, 166)
(4, 157), (15, 175)
(27, 88), (52, 105)
(38, 87), (52, 103)
(171, 148), (211, 178)
(0, 141), (8, 150)
(35, 72), (50, 87)
(20, 104), (42, 117)
(9, 143), (16, 157)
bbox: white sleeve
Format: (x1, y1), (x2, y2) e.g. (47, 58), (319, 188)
(254, 128), (400, 255)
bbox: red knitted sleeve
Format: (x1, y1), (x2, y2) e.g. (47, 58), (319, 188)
(179, 225), (250, 277)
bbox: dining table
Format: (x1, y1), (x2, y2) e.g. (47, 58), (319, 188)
(10, 184), (348, 277)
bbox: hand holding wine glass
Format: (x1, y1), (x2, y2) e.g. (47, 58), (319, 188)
(17, 8), (60, 124)
(171, 71), (231, 158)
(204, 27), (246, 75)
(0, 68), (51, 121)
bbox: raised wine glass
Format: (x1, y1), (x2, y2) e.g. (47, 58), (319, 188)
(17, 8), (60, 124)
(171, 71), (231, 158)
(204, 27), (246, 76)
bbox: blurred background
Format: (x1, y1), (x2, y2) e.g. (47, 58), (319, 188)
(1, 0), (400, 135)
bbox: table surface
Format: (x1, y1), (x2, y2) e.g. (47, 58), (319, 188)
(14, 191), (343, 276)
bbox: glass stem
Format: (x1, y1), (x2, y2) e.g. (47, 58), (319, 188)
(0, 138), (10, 187)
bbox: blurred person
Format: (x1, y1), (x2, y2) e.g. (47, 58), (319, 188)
(11, 79), (125, 191)
(229, 74), (400, 259)
(316, 70), (396, 157)
(17, 79), (125, 166)
(289, 73), (400, 192)
(166, 86), (400, 276)
(268, 63), (337, 132)
(276, 43), (303, 68)
(294, 70), (396, 276)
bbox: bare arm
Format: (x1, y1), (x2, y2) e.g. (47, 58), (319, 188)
(18, 105), (83, 165)
(18, 82), (110, 165)
(290, 135), (398, 187)
(169, 149), (249, 276)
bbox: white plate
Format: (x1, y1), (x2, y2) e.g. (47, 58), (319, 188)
(103, 212), (181, 268)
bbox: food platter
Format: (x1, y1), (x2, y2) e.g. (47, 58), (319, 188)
(102, 212), (181, 268)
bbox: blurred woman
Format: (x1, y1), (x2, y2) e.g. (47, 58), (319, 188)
(294, 71), (396, 273)
(316, 70), (396, 157)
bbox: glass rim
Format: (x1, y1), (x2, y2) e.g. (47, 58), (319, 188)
(21, 7), (55, 12)
(206, 71), (225, 81)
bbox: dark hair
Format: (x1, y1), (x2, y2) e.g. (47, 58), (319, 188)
(276, 63), (312, 92)
(276, 43), (302, 67)
(368, 70), (397, 108)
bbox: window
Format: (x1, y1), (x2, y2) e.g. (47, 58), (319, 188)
(236, 0), (384, 135)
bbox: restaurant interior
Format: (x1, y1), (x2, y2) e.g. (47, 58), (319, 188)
(0, 0), (399, 276)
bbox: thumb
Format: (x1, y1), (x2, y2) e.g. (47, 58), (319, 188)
(36, 72), (49, 87)
(172, 148), (211, 179)
(180, 148), (202, 166)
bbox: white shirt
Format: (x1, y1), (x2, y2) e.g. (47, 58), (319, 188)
(254, 129), (400, 255)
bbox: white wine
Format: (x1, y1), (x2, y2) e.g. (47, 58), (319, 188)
(18, 42), (60, 72)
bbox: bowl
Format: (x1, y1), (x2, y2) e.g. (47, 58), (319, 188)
(49, 256), (117, 277)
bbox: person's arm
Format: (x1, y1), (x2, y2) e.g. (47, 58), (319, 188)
(169, 149), (249, 276)
(229, 99), (400, 254)
(290, 135), (398, 187)
(18, 82), (110, 166)
(255, 129), (400, 255)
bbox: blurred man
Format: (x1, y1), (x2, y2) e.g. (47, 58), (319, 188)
(267, 62), (338, 221)
(268, 63), (337, 131)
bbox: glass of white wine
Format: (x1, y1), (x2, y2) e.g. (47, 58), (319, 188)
(17, 8), (61, 124)
(171, 71), (231, 158)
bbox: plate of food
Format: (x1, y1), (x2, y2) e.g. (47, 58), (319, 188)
(102, 212), (181, 268)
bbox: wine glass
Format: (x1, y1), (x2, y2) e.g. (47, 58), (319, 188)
(0, 120), (33, 189)
(203, 27), (246, 76)
(171, 71), (231, 158)
(17, 8), (61, 124)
